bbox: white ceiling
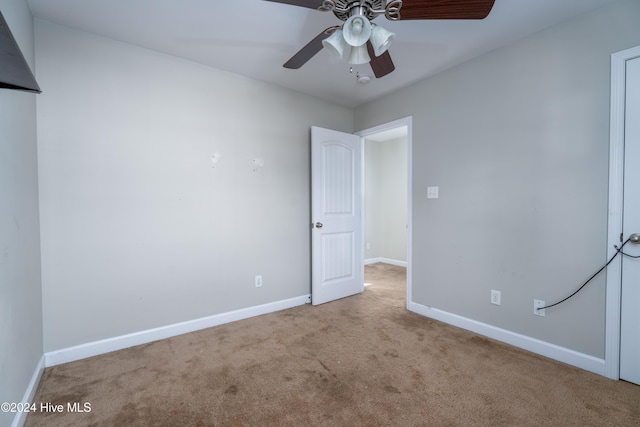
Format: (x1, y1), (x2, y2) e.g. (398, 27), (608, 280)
(27, 0), (616, 107)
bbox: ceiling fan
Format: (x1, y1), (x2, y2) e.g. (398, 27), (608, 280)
(264, 0), (496, 79)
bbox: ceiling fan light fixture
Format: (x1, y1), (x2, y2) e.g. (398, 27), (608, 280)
(270, 0), (497, 79)
(348, 44), (371, 65)
(343, 15), (372, 47)
(370, 25), (395, 56)
(322, 29), (347, 59)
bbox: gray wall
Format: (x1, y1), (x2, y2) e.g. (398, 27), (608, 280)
(0, 0), (44, 424)
(365, 137), (407, 263)
(355, 0), (640, 358)
(35, 20), (354, 352)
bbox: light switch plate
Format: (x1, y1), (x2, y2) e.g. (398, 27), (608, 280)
(427, 186), (439, 199)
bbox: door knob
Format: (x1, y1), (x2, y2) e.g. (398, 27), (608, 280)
(314, 222), (323, 228)
(630, 233), (640, 244)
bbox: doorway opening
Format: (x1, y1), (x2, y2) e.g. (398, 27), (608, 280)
(357, 117), (412, 309)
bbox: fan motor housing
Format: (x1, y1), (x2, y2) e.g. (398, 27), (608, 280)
(333, 0), (385, 21)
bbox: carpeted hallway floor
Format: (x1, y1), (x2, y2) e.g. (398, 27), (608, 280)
(26, 263), (640, 426)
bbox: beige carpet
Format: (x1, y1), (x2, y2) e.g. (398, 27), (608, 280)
(27, 263), (640, 426)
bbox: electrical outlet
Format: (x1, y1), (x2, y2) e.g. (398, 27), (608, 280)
(255, 275), (263, 288)
(366, 242), (371, 250)
(534, 299), (545, 317)
(490, 290), (501, 305)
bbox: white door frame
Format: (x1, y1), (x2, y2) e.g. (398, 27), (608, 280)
(605, 45), (640, 380)
(356, 116), (413, 309)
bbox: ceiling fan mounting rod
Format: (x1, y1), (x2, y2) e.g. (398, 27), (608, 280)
(348, 4), (368, 18)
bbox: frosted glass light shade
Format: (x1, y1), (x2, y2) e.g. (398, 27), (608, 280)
(343, 15), (372, 47)
(348, 45), (371, 65)
(322, 29), (347, 59)
(370, 25), (395, 56)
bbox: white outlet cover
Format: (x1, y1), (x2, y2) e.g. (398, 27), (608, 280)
(534, 300), (545, 317)
(490, 289), (501, 305)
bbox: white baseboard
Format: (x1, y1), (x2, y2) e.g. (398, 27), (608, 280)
(45, 294), (310, 367)
(12, 355), (45, 427)
(365, 257), (407, 267)
(408, 301), (605, 376)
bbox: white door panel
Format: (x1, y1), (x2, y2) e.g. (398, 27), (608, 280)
(620, 56), (640, 384)
(311, 126), (363, 305)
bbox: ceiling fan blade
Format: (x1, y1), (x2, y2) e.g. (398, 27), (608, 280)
(283, 28), (333, 69)
(263, 0), (329, 10)
(367, 41), (395, 78)
(398, 0), (495, 20)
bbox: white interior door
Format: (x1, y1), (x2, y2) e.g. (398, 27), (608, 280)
(311, 126), (363, 305)
(620, 55), (640, 385)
